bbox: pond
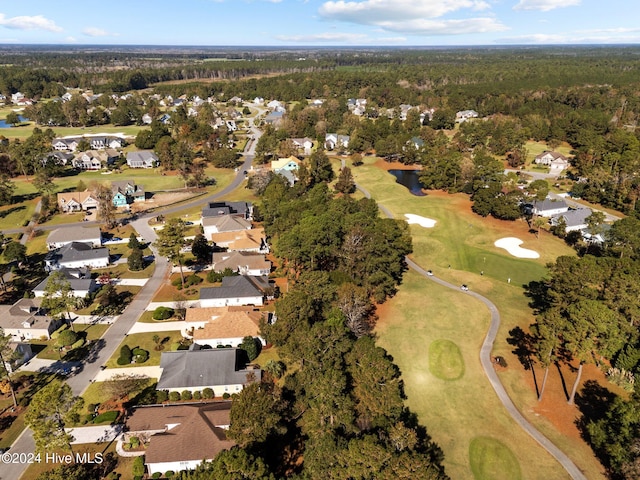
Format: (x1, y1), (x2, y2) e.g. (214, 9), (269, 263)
(388, 169), (425, 196)
(0, 116), (28, 128)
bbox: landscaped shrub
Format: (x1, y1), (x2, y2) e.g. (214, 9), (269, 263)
(87, 403), (99, 413)
(117, 345), (132, 365)
(152, 474), (162, 479)
(50, 324), (68, 340)
(193, 391), (202, 400)
(203, 388), (214, 399)
(70, 338), (85, 350)
(239, 336), (261, 361)
(57, 329), (78, 347)
(84, 413), (94, 424)
(181, 390), (193, 401)
(130, 436), (140, 448)
(156, 390), (168, 403)
(132, 456), (145, 478)
(186, 274), (203, 286)
(169, 391), (180, 401)
(152, 306), (174, 320)
(132, 347), (149, 363)
(222, 393), (230, 399)
(165, 471), (174, 478)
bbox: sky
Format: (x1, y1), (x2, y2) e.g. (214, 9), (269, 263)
(0, 0), (638, 47)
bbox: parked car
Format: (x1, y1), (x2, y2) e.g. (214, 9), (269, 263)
(426, 270), (433, 276)
(461, 284), (469, 291)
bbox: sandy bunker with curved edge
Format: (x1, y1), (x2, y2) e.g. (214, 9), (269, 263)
(494, 237), (540, 259)
(405, 213), (437, 228)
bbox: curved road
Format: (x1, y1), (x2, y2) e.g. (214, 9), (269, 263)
(355, 181), (587, 480)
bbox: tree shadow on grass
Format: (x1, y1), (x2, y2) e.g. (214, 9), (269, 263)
(507, 326), (539, 397)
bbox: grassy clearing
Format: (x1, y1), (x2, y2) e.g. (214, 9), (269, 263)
(469, 437), (522, 480)
(105, 331), (184, 368)
(352, 158), (605, 478)
(0, 123), (147, 140)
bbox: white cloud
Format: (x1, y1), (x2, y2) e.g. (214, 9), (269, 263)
(378, 17), (508, 35)
(513, 0), (580, 12)
(275, 32), (369, 42)
(0, 13), (62, 32)
(319, 0), (490, 23)
(82, 27), (108, 37)
(65, 36), (77, 42)
(317, 0), (504, 36)
(496, 31), (640, 44)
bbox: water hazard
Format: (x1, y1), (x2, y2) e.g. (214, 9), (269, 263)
(388, 169), (425, 196)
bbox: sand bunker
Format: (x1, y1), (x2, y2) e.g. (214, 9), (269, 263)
(405, 214), (437, 228)
(494, 237), (540, 259)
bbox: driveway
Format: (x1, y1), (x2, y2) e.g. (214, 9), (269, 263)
(92, 366), (162, 382)
(66, 425), (123, 444)
(127, 321), (187, 335)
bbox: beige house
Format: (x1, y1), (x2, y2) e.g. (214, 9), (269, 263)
(0, 298), (64, 342)
(185, 307), (266, 347)
(212, 251), (271, 276)
(57, 191), (99, 213)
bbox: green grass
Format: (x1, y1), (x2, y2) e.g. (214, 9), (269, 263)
(33, 323), (110, 360)
(429, 339), (465, 381)
(137, 310), (182, 323)
(105, 331), (184, 368)
(0, 123), (148, 140)
(469, 437), (522, 480)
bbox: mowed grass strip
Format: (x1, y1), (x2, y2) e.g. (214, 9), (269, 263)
(429, 339), (465, 381)
(469, 436), (522, 480)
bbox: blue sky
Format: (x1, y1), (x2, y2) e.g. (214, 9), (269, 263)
(0, 0), (638, 46)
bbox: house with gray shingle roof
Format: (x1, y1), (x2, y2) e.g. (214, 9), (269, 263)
(533, 198), (569, 217)
(47, 226), (102, 250)
(45, 242), (109, 271)
(199, 275), (264, 307)
(550, 208), (592, 232)
(0, 298), (63, 341)
(156, 347), (261, 396)
(126, 150), (159, 168)
(32, 267), (97, 298)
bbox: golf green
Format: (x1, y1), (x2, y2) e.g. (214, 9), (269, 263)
(429, 339), (465, 381)
(469, 436), (522, 480)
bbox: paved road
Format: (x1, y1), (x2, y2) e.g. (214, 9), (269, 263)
(5, 112), (263, 480)
(355, 179), (587, 480)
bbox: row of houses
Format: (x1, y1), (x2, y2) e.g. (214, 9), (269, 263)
(57, 179), (145, 212)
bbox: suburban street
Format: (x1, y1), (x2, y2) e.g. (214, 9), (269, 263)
(2, 109), (263, 480)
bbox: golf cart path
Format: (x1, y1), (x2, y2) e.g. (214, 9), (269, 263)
(356, 180), (587, 480)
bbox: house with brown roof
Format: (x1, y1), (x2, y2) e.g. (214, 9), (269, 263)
(185, 306), (266, 347)
(210, 227), (268, 253)
(57, 191), (99, 213)
(212, 251), (271, 276)
(125, 403), (235, 476)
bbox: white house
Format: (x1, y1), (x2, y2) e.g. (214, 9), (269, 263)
(202, 215), (251, 240)
(0, 298), (64, 341)
(47, 226), (102, 250)
(156, 348), (261, 396)
(199, 276), (264, 308)
(32, 268), (98, 299)
(45, 242), (109, 271)
(186, 307), (267, 347)
(532, 198), (569, 218)
(126, 150), (158, 168)
(455, 110), (479, 123)
(550, 208), (592, 232)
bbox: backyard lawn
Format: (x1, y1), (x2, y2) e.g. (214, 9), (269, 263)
(32, 323), (111, 361)
(352, 158), (606, 479)
(105, 331), (185, 369)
